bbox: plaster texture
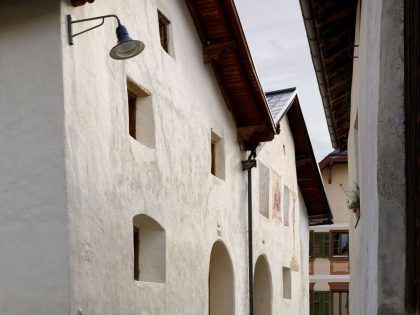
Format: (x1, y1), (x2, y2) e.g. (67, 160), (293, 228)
(0, 0), (311, 314)
(0, 2), (69, 314)
(347, 0), (405, 313)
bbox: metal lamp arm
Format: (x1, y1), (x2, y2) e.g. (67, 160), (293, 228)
(67, 14), (121, 45)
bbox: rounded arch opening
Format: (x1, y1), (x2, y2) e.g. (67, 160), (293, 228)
(254, 255), (273, 315)
(208, 240), (235, 315)
(132, 214), (165, 283)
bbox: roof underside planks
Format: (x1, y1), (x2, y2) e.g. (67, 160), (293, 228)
(186, 0), (276, 145)
(300, 0), (358, 151)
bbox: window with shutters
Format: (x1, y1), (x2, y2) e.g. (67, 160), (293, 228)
(158, 11), (170, 53)
(127, 77), (155, 148)
(312, 232), (331, 258)
(332, 231), (349, 257)
(312, 291), (331, 315)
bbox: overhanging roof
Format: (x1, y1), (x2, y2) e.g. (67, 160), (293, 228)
(319, 150), (348, 170)
(266, 89), (333, 225)
(299, 0), (358, 151)
(186, 0), (276, 145)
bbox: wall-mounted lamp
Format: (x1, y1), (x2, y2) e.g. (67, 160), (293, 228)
(67, 14), (145, 60)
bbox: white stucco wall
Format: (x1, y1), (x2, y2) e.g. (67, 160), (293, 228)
(0, 1), (69, 315)
(0, 0), (310, 313)
(256, 116), (309, 315)
(347, 0), (405, 313)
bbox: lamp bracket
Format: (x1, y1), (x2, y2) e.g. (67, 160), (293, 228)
(67, 14), (121, 45)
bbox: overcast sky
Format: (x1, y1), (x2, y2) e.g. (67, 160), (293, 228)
(235, 0), (333, 161)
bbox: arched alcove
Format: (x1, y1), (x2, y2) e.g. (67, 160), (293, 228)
(208, 241), (235, 315)
(132, 214), (165, 283)
(254, 255), (273, 315)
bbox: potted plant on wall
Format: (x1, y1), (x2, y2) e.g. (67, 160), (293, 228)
(346, 183), (360, 227)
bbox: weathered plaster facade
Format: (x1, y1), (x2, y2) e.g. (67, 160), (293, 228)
(347, 0), (406, 313)
(0, 2), (69, 314)
(0, 1), (318, 314)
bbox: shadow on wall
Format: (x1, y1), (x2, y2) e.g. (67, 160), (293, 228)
(254, 255), (273, 315)
(209, 240), (235, 315)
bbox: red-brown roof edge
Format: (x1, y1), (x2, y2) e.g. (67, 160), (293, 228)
(285, 95), (333, 225)
(186, 0), (276, 145)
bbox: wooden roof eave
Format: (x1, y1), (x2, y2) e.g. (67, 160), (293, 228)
(185, 0), (276, 145)
(285, 96), (334, 225)
(299, 0), (357, 151)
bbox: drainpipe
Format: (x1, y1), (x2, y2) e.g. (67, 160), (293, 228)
(242, 146), (258, 315)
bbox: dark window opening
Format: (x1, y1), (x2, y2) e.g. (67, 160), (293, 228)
(128, 90), (137, 139)
(332, 231), (349, 257)
(158, 11), (170, 53)
(211, 140), (216, 175)
(133, 226), (140, 280)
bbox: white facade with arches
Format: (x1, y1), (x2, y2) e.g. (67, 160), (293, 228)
(0, 1), (326, 314)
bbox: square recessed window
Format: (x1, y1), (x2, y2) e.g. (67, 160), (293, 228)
(210, 130), (225, 180)
(283, 267), (292, 299)
(158, 10), (170, 53)
(127, 77), (155, 148)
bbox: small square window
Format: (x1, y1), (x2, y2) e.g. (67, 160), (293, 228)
(210, 130), (225, 180)
(283, 267), (292, 299)
(158, 11), (170, 53)
(127, 77), (155, 148)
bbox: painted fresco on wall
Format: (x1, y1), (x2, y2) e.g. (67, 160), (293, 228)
(272, 171), (282, 221)
(283, 185), (290, 226)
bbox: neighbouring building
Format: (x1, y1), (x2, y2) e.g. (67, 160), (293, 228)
(299, 0), (420, 313)
(0, 1), (332, 315)
(309, 151), (349, 315)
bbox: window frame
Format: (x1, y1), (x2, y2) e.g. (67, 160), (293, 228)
(331, 230), (349, 258)
(158, 10), (170, 53)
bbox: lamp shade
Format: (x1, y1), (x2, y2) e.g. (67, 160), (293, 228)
(109, 24), (144, 60)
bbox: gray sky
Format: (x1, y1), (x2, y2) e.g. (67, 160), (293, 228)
(235, 0), (333, 161)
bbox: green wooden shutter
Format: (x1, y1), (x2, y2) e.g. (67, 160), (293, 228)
(313, 291), (321, 315)
(322, 291), (331, 315)
(313, 233), (322, 257)
(322, 233), (331, 258)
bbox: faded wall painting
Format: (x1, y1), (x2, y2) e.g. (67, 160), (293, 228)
(272, 171), (282, 221)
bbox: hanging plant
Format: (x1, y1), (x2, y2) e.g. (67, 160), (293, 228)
(346, 183), (360, 227)
(346, 183), (360, 213)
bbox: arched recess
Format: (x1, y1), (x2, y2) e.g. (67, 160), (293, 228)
(132, 214), (165, 283)
(254, 255), (273, 315)
(208, 240), (235, 315)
